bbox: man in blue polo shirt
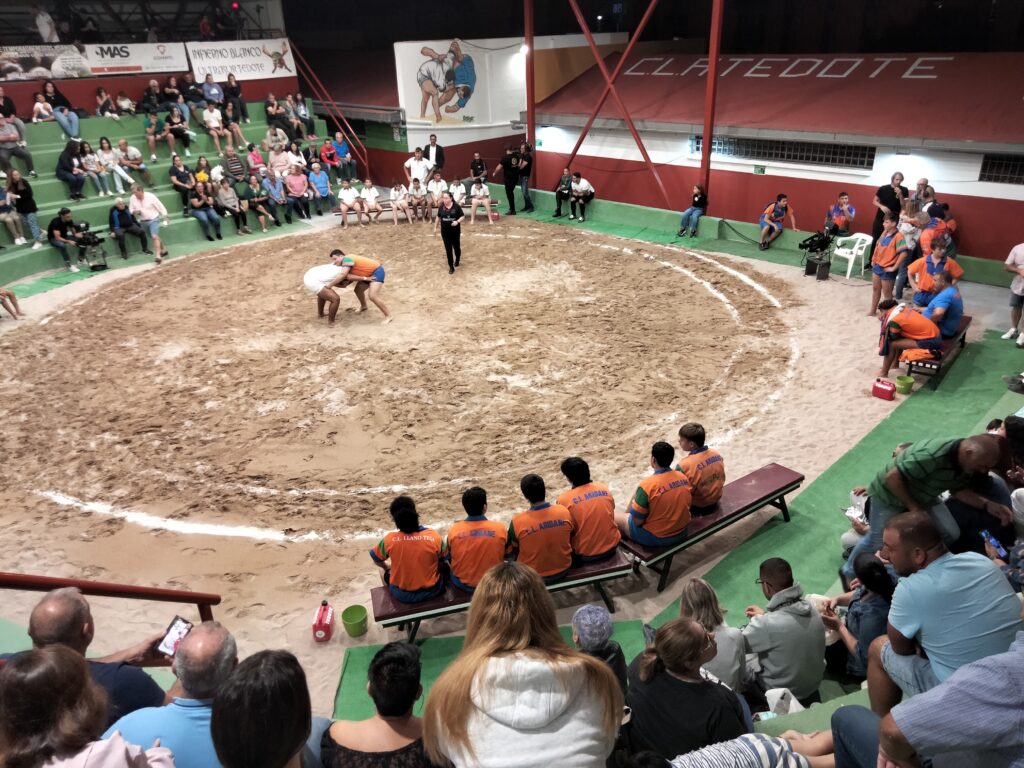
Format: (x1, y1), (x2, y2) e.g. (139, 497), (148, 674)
(921, 270), (964, 339)
(104, 621), (237, 768)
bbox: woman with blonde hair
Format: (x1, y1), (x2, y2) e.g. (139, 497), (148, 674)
(423, 561), (622, 767)
(625, 617), (746, 759)
(677, 578), (744, 690)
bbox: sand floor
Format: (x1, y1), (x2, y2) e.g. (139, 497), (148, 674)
(0, 217), (903, 713)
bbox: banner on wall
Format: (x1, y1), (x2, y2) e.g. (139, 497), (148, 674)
(394, 39), (488, 127)
(0, 45), (90, 80)
(186, 38), (295, 81)
(84, 42), (188, 75)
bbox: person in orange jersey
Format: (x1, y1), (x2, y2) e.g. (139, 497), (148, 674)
(370, 495), (446, 603)
(876, 299), (941, 379)
(675, 423), (726, 516)
(557, 457), (620, 563)
(616, 441), (692, 547)
(446, 486), (508, 593)
(508, 474), (574, 584)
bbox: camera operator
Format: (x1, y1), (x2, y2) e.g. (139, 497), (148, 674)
(47, 207), (86, 273)
(109, 197), (152, 260)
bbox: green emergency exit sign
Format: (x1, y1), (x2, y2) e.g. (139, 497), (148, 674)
(754, 165), (766, 175)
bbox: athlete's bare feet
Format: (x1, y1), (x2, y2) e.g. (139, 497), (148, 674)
(382, 316), (394, 325)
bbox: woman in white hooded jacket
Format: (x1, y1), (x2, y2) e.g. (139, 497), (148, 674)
(423, 561), (622, 768)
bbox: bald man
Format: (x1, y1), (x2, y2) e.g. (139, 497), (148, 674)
(17, 587), (168, 726)
(843, 435), (1010, 578)
(104, 622), (238, 768)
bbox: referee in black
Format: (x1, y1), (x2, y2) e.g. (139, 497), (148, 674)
(433, 190), (465, 274)
(492, 144), (520, 215)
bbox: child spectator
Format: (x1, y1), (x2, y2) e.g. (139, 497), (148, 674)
(95, 87), (119, 120)
(572, 604), (627, 693)
(370, 495), (445, 603)
(116, 90), (136, 115)
(758, 193), (796, 251)
(820, 553), (896, 680)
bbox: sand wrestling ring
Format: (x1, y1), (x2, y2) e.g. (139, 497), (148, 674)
(0, 220), (799, 591)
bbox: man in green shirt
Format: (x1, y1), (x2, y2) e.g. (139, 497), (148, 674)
(843, 435), (1009, 578)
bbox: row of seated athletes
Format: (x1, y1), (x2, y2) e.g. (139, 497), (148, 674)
(371, 424), (726, 602)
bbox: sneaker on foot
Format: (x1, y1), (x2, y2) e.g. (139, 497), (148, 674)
(14, 237), (25, 245)
(68, 264), (79, 272)
(1017, 333), (1024, 348)
(31, 241), (43, 250)
(185, 149), (192, 157)
(1002, 328), (1018, 340)
(578, 216), (585, 222)
(150, 154), (157, 162)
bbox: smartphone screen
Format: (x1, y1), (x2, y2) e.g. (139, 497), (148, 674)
(981, 530), (1008, 559)
(157, 615), (194, 656)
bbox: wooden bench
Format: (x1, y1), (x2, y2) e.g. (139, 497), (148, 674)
(370, 550), (634, 642)
(904, 315), (972, 386)
(619, 463), (804, 593)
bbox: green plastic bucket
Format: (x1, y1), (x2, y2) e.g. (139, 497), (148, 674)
(895, 375), (914, 395)
(341, 604), (368, 638)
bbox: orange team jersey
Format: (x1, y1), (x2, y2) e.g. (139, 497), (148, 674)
(918, 219), (949, 258)
(763, 202), (793, 222)
(871, 231), (909, 270)
(675, 448), (726, 507)
(907, 255), (964, 295)
(370, 527), (445, 592)
(886, 305), (940, 341)
(556, 482), (621, 557)
(446, 516), (508, 588)
(507, 502), (574, 577)
(341, 254), (380, 278)
(628, 469), (692, 539)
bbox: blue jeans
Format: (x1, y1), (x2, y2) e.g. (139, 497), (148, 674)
(53, 107), (80, 138)
(57, 169), (85, 196)
(191, 208), (221, 237)
(679, 206), (703, 233)
(519, 175), (533, 209)
(300, 716), (331, 768)
(831, 706), (880, 768)
(49, 238), (82, 265)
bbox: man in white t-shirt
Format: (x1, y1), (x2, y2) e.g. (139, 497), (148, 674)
(426, 170), (447, 222)
(1001, 242), (1024, 344)
(202, 105), (231, 156)
(303, 252), (350, 325)
(403, 147), (433, 188)
(359, 179), (383, 224)
(337, 179), (364, 229)
(570, 172), (595, 223)
(115, 139), (154, 186)
(468, 181), (491, 225)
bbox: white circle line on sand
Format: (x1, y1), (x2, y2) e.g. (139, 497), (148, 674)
(661, 244), (784, 308)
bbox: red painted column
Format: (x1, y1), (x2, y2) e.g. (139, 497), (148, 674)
(699, 0), (725, 199)
(525, 0), (535, 146)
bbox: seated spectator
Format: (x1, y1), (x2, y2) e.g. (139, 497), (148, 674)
(223, 73), (249, 123)
(247, 142), (265, 172)
(203, 103), (232, 156)
(242, 173), (277, 231)
(109, 197), (152, 258)
(337, 179), (364, 229)
(96, 86), (119, 119)
(265, 93), (295, 142)
(56, 139), (86, 201)
(0, 645), (173, 768)
(0, 189), (27, 245)
(866, 212), (909, 315)
(164, 105), (193, 158)
(470, 151), (487, 184)
(677, 184), (708, 238)
(222, 146), (248, 186)
(115, 92), (133, 119)
(268, 145), (291, 179)
(448, 176), (466, 206)
(115, 138), (154, 187)
(557, 456), (620, 562)
(468, 180), (491, 225)
(307, 162), (335, 216)
(14, 588), (168, 726)
(222, 101), (247, 149)
(103, 622), (237, 768)
(390, 182), (412, 225)
(262, 169), (292, 224)
(284, 165), (311, 221)
(143, 112), (172, 162)
(0, 85), (25, 138)
(0, 114), (35, 181)
(742, 558), (825, 707)
(32, 91), (56, 123)
(552, 166), (573, 218)
(423, 561), (622, 768)
(615, 441), (692, 547)
(211, 650), (320, 768)
(875, 300), (941, 379)
(987, 536), (1024, 592)
(289, 93), (317, 138)
(168, 154), (197, 215)
(319, 140), (341, 181)
(446, 486), (507, 593)
(335, 134), (358, 181)
(630, 734), (834, 767)
(1, 283), (24, 319)
(677, 579), (744, 691)
(572, 604), (627, 693)
(674, 422), (726, 514)
(202, 74), (224, 108)
(8, 169), (44, 249)
(79, 141), (111, 197)
(157, 77), (185, 121)
(908, 235), (963, 308)
(867, 511), (1023, 716)
(190, 181), (224, 241)
(193, 155), (213, 185)
(285, 140), (307, 173)
(508, 473), (574, 584)
(48, 206), (86, 271)
(758, 193), (796, 251)
(824, 190), (856, 235)
(280, 94), (307, 140)
(626, 617), (747, 759)
(820, 554), (895, 681)
(920, 269), (964, 339)
(180, 72), (207, 123)
(323, 642), (429, 767)
(217, 178), (252, 235)
(43, 79), (80, 139)
(426, 170), (447, 222)
(360, 178), (383, 223)
(570, 172), (595, 222)
(370, 495), (445, 603)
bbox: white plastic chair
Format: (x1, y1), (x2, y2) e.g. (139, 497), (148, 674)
(832, 233), (873, 278)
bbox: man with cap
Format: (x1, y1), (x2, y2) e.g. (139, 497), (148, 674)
(572, 604), (627, 693)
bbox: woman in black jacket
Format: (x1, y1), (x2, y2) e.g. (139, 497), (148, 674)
(55, 140), (86, 200)
(7, 169), (43, 248)
(223, 73), (249, 122)
(42, 80), (80, 139)
(678, 184), (708, 238)
(432, 191), (465, 274)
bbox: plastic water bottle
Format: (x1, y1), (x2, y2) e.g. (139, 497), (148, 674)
(312, 600), (334, 642)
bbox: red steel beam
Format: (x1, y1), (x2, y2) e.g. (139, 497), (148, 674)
(525, 0), (535, 145)
(564, 0), (661, 171)
(566, 0), (674, 211)
(699, 0), (726, 198)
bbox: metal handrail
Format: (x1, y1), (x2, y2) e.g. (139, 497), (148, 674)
(0, 572), (221, 622)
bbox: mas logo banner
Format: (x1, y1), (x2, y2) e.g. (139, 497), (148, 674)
(186, 38), (295, 81)
(85, 42), (188, 75)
